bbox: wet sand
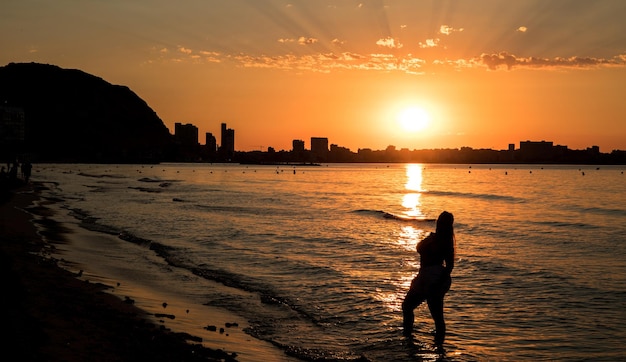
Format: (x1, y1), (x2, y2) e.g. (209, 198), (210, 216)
(0, 183), (241, 361)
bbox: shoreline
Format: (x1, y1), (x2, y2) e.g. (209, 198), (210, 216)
(0, 183), (245, 361)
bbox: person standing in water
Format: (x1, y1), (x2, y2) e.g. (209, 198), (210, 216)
(402, 211), (455, 346)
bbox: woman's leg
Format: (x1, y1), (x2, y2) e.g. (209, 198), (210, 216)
(402, 282), (425, 336)
(427, 295), (445, 345)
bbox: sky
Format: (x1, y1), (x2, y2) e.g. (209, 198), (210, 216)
(2, 0), (626, 153)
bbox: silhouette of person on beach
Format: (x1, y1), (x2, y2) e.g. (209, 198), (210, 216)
(9, 161), (19, 181)
(402, 211), (455, 347)
(21, 161), (32, 183)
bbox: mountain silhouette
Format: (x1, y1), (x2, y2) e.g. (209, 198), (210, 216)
(0, 62), (174, 163)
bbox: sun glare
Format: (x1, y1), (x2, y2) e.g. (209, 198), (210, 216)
(398, 107), (431, 132)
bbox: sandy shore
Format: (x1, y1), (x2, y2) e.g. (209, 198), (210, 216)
(0, 183), (244, 361)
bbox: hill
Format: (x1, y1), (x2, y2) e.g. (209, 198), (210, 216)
(0, 62), (174, 163)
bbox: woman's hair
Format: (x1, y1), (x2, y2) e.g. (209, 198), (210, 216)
(435, 211), (455, 250)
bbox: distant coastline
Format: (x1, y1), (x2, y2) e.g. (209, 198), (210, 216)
(239, 161), (321, 166)
(232, 143), (626, 165)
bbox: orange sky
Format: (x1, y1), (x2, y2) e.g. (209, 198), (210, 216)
(2, 0), (626, 152)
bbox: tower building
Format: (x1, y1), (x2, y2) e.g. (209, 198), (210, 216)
(220, 123), (235, 161)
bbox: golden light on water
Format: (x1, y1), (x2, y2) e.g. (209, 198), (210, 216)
(405, 164), (424, 192)
(398, 164), (427, 250)
(397, 225), (423, 252)
(402, 193), (420, 215)
(378, 164), (430, 313)
(375, 273), (416, 313)
(403, 164), (424, 218)
(388, 225), (425, 312)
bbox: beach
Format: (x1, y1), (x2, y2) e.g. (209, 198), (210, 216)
(0, 183), (241, 361)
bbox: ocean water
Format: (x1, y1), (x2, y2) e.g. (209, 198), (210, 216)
(33, 163), (626, 361)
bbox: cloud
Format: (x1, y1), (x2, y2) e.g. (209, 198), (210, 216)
(517, 26), (528, 33)
(200, 51), (220, 56)
(419, 24), (462, 48)
(151, 45), (626, 74)
(279, 37), (319, 45)
(298, 37), (318, 45)
(230, 52), (425, 73)
(480, 52), (517, 70)
(199, 51), (222, 63)
(478, 52), (626, 70)
(439, 25), (463, 35)
(332, 38), (346, 46)
(376, 37), (403, 49)
(419, 38), (440, 48)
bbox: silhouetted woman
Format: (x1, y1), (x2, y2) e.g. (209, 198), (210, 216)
(402, 211), (455, 346)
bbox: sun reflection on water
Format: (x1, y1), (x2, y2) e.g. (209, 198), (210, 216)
(398, 225), (424, 252)
(378, 165), (431, 314)
(377, 223), (426, 313)
(402, 164), (425, 219)
(375, 273), (416, 313)
(405, 164), (424, 192)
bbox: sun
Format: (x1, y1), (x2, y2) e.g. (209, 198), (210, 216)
(398, 107), (431, 132)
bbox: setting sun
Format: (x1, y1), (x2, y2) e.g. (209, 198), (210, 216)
(398, 107), (431, 132)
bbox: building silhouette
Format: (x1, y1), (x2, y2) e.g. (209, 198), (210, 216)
(174, 122), (199, 146)
(518, 140), (568, 162)
(204, 132), (217, 160)
(291, 139), (305, 161)
(220, 123), (235, 161)
(205, 132), (217, 153)
(311, 137), (329, 162)
(292, 139), (305, 153)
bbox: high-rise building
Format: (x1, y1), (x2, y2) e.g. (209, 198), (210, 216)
(205, 132), (217, 153)
(220, 123), (235, 161)
(292, 139), (305, 153)
(311, 137), (329, 161)
(174, 122), (199, 146)
(519, 140), (555, 161)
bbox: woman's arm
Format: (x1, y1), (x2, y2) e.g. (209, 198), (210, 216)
(444, 243), (455, 275)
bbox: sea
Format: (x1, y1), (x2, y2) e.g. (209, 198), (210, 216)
(31, 163), (626, 361)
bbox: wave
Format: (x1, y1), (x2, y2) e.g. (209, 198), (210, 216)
(64, 207), (284, 306)
(424, 189), (526, 203)
(193, 203), (296, 217)
(65, 205), (330, 334)
(576, 205), (626, 218)
(128, 186), (164, 193)
(77, 172), (127, 179)
(66, 207), (169, 252)
(137, 177), (180, 185)
(353, 209), (436, 222)
(530, 220), (601, 230)
(65, 207), (120, 235)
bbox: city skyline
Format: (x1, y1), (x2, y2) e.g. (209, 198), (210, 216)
(176, 120), (618, 155)
(2, 1), (626, 152)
